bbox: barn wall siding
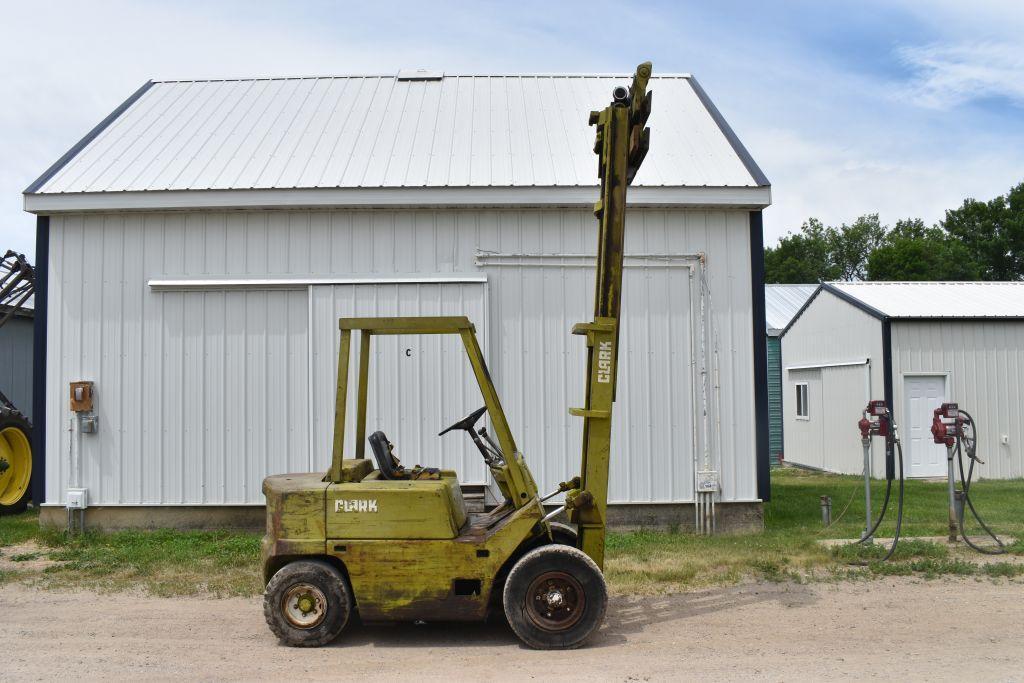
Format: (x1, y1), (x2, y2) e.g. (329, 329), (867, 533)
(766, 337), (782, 466)
(892, 320), (1024, 480)
(45, 208), (757, 506)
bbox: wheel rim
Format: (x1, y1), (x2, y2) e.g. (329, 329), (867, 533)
(0, 426), (31, 506)
(525, 570), (586, 632)
(281, 583), (328, 629)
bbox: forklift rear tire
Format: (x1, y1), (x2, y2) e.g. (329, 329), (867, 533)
(264, 560), (352, 647)
(503, 545), (607, 649)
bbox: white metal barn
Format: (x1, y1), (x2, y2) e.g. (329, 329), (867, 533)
(24, 71), (772, 529)
(782, 282), (1024, 480)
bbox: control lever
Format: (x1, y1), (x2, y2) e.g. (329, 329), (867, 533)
(478, 427), (506, 465)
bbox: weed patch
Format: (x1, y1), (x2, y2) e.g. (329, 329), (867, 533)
(982, 562), (1024, 578)
(9, 552), (40, 562)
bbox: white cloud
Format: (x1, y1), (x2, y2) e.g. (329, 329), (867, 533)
(0, 0), (605, 256)
(754, 127), (1023, 244)
(2, 0), (1022, 258)
(897, 42), (1024, 109)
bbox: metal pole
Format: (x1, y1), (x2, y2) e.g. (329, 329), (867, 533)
(862, 438), (872, 542)
(947, 444), (958, 543)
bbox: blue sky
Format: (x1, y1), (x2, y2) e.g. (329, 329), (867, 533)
(1, 0), (1022, 258)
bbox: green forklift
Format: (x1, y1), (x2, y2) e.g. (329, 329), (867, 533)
(261, 62), (653, 650)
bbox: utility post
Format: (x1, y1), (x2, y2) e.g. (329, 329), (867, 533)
(857, 411), (873, 543)
(566, 62), (652, 570)
(931, 403), (962, 543)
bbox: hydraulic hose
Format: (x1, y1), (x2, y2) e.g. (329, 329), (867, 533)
(954, 410), (1005, 555)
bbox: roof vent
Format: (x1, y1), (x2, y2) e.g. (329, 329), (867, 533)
(397, 69), (444, 81)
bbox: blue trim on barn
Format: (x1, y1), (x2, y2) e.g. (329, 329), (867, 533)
(31, 216), (48, 506)
(750, 211), (770, 500)
(689, 78), (770, 187)
(24, 81), (154, 194)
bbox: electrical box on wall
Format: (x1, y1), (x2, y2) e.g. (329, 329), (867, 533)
(70, 381), (94, 412)
(696, 470), (720, 493)
(66, 488), (88, 509)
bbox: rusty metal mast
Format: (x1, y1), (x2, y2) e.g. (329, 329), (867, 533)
(566, 62), (652, 569)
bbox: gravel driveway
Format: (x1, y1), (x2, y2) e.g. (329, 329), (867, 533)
(3, 578), (1022, 681)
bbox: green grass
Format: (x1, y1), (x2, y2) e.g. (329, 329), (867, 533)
(604, 468), (1024, 593)
(0, 468), (1021, 597)
(0, 510), (261, 597)
(38, 527), (262, 596)
(0, 508), (42, 547)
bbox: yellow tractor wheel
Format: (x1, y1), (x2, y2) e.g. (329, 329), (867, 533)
(0, 409), (32, 513)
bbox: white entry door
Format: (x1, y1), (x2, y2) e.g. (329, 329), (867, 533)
(904, 375), (947, 478)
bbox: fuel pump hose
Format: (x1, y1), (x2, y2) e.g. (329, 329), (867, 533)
(851, 439), (905, 563)
(954, 410), (1005, 555)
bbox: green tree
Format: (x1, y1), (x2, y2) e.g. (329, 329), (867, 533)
(764, 218), (838, 283)
(765, 215), (884, 283)
(867, 218), (981, 281)
(942, 182), (1024, 280)
(828, 214), (886, 280)
(766, 183), (1024, 283)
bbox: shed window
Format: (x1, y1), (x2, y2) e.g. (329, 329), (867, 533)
(795, 383), (809, 419)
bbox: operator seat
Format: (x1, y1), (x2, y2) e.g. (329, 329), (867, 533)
(368, 431), (403, 480)
(368, 431), (442, 481)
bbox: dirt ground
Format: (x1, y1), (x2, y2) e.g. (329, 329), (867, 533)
(2, 578), (1022, 682)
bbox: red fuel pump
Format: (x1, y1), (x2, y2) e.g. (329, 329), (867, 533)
(859, 400), (892, 439)
(930, 402), (961, 448)
(931, 403), (1005, 554)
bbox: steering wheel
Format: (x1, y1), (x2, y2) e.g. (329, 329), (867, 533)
(439, 405), (488, 437)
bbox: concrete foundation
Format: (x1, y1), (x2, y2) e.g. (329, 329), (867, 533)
(604, 501), (764, 533)
(39, 505), (265, 531)
(40, 501), (764, 534)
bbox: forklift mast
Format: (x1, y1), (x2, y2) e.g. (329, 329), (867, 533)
(566, 63), (652, 569)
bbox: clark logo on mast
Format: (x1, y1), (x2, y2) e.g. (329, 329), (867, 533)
(596, 340), (614, 383)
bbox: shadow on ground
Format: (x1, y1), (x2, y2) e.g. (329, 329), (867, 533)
(329, 581), (819, 650)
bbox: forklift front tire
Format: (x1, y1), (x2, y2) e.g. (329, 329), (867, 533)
(264, 560), (352, 647)
(503, 545), (607, 649)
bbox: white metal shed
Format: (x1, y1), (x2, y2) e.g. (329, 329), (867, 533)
(781, 282), (1024, 479)
(24, 71), (771, 529)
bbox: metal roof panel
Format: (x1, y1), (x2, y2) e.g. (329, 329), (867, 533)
(829, 282), (1024, 319)
(765, 284), (817, 334)
(31, 73), (767, 195)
